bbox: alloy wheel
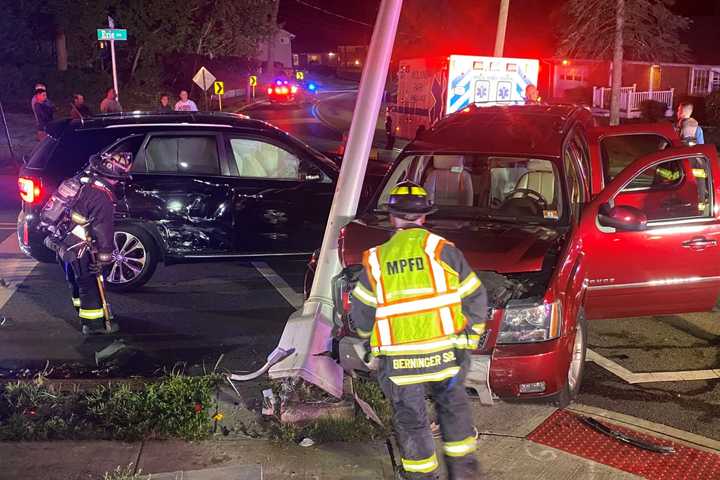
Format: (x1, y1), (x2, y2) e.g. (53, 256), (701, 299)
(109, 231), (147, 284)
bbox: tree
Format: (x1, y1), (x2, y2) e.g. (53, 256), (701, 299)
(556, 0), (691, 125)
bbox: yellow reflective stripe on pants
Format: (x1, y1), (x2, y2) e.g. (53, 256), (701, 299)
(79, 308), (104, 320)
(443, 436), (477, 457)
(356, 327), (372, 339)
(389, 366), (460, 386)
(72, 297), (81, 307)
(401, 453), (439, 473)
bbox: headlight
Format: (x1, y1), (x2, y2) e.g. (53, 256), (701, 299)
(497, 300), (562, 344)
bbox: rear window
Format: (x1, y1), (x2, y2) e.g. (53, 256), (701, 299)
(32, 129), (124, 175)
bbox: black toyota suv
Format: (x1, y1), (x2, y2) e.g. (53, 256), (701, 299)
(18, 112), (389, 290)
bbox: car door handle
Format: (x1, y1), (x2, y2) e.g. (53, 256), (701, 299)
(682, 237), (717, 249)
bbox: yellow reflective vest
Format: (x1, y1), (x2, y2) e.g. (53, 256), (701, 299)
(354, 229), (483, 357)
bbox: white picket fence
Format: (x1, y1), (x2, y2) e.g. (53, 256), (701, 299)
(592, 84), (674, 118)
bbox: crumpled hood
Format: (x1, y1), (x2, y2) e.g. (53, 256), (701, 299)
(340, 215), (563, 273)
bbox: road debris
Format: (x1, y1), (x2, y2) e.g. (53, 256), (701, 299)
(299, 437), (315, 447)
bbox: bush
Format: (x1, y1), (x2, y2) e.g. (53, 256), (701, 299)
(640, 100), (668, 122)
(0, 374), (219, 441)
(705, 91), (720, 127)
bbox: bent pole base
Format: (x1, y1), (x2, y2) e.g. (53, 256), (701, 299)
(268, 301), (344, 398)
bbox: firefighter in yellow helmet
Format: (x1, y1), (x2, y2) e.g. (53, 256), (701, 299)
(350, 181), (487, 480)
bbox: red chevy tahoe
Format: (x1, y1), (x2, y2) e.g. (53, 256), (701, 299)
(312, 104), (720, 407)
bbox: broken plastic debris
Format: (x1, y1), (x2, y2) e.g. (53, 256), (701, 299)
(354, 392), (383, 427)
(299, 437), (315, 447)
(261, 388), (277, 416)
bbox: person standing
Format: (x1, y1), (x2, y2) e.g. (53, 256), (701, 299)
(43, 152), (133, 335)
(350, 181), (486, 480)
(174, 90), (198, 111)
(70, 94), (92, 119)
(385, 112), (396, 150)
(32, 86), (54, 141)
(100, 88), (122, 113)
(676, 102), (704, 144)
(157, 93), (173, 113)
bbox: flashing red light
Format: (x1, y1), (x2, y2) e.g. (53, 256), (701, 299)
(267, 87), (273, 94)
(274, 87), (281, 94)
(18, 177), (41, 204)
(280, 87), (289, 94)
(561, 59), (570, 66)
(290, 85), (298, 94)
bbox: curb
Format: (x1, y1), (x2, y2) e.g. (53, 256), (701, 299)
(568, 403), (720, 452)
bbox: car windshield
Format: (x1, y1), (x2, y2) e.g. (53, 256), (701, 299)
(377, 153), (563, 223)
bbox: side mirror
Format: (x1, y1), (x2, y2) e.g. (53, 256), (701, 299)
(300, 163), (324, 182)
(598, 204), (647, 231)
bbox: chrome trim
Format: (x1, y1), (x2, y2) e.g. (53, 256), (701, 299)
(184, 251), (313, 259)
(104, 123), (233, 129)
(587, 275), (720, 291)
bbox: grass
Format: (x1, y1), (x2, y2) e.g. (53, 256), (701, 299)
(102, 464), (149, 480)
(0, 374), (221, 441)
(266, 378), (392, 444)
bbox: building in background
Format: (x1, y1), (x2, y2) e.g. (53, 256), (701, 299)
(337, 45), (369, 77)
(257, 28), (295, 80)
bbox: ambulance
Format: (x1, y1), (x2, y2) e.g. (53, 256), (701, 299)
(388, 55), (540, 139)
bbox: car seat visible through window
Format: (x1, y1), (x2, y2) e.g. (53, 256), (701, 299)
(423, 156), (474, 206)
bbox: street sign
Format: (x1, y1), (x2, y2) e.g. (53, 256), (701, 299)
(97, 29), (127, 41)
(213, 81), (224, 95)
(249, 76), (257, 87)
(295, 71), (305, 81)
(193, 66), (216, 91)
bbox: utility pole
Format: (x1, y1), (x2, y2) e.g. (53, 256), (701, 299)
(609, 0), (624, 126)
(493, 0), (510, 57)
(108, 16), (120, 102)
(268, 0), (404, 397)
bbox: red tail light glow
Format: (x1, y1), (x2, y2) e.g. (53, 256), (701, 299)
(18, 177), (42, 204)
(267, 87), (273, 94)
(274, 87), (281, 94)
(291, 86), (298, 94)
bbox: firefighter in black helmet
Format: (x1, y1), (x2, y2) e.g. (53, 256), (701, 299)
(350, 181), (487, 480)
(48, 152), (132, 335)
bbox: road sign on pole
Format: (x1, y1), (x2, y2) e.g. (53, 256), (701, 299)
(97, 29), (127, 41)
(248, 76), (257, 100)
(295, 71), (305, 81)
(214, 81), (224, 111)
(107, 17), (120, 103)
(193, 67), (216, 91)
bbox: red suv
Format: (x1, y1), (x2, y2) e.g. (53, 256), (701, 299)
(317, 104), (720, 406)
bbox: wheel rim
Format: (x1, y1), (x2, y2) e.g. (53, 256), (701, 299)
(109, 231), (147, 284)
(567, 320), (585, 392)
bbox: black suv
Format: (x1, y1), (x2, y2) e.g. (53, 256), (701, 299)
(18, 112), (386, 290)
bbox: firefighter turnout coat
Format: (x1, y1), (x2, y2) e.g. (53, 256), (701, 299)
(350, 227), (487, 386)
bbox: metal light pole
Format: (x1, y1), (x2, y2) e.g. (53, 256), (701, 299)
(268, 0), (404, 397)
(493, 0), (510, 57)
(108, 16), (120, 102)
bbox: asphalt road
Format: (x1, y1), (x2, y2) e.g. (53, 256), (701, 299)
(1, 95), (719, 443)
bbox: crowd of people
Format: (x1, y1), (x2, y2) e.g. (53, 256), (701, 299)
(31, 84), (200, 139)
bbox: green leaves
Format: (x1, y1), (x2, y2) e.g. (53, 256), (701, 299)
(0, 375), (220, 441)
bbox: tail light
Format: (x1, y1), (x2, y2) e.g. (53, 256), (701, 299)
(274, 87), (281, 94)
(267, 87), (273, 94)
(280, 87), (289, 94)
(291, 86), (298, 94)
(18, 177), (42, 204)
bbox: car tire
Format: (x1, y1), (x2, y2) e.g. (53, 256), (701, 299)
(105, 224), (159, 292)
(554, 309), (587, 409)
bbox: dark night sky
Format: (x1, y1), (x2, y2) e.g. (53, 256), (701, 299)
(279, 0), (720, 64)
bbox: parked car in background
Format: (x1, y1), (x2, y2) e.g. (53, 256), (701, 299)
(306, 104), (720, 406)
(17, 112), (390, 290)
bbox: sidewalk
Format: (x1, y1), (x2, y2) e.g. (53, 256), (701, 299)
(7, 397), (718, 480)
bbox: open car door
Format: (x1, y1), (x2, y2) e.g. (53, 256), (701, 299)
(580, 144), (720, 319)
(586, 122), (682, 197)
